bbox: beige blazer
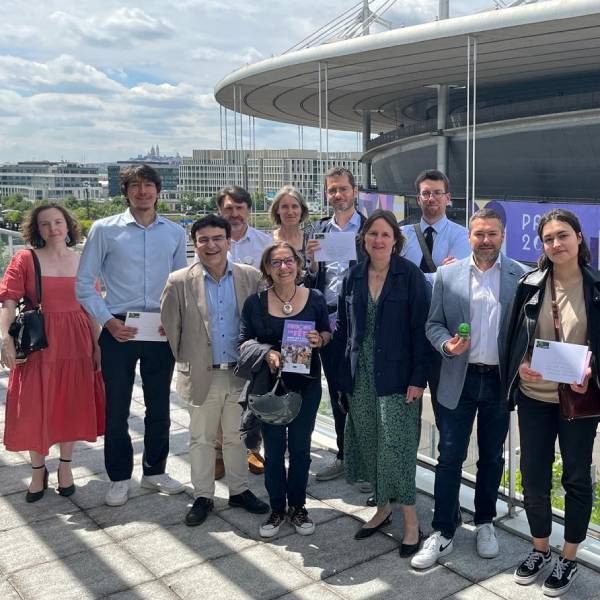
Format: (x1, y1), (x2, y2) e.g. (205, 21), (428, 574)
(160, 261), (261, 406)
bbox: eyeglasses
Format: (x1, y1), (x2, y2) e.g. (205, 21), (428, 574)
(196, 235), (227, 245)
(419, 190), (447, 199)
(270, 257), (296, 269)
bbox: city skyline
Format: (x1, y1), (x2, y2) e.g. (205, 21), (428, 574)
(1, 1), (494, 163)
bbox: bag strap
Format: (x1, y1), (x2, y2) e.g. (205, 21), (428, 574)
(29, 250), (43, 308)
(414, 223), (437, 273)
(549, 270), (561, 343)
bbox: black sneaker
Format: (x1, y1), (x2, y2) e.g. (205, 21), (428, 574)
(542, 557), (578, 597)
(287, 506), (315, 535)
(259, 511), (285, 538)
(514, 548), (552, 585)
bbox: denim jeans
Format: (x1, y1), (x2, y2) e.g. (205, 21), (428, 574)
(432, 368), (509, 539)
(261, 379), (321, 513)
(518, 390), (598, 544)
(320, 343), (346, 460)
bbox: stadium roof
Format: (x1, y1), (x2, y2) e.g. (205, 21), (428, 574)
(214, 0), (600, 133)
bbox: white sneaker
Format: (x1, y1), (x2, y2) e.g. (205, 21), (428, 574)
(411, 531), (454, 569)
(141, 473), (185, 495)
(315, 458), (344, 481)
(476, 523), (499, 558)
(105, 480), (130, 506)
(259, 511), (285, 538)
(357, 480), (373, 493)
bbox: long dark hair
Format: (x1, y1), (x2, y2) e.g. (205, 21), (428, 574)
(537, 208), (591, 270)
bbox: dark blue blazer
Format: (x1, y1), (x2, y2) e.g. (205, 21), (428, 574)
(332, 254), (430, 396)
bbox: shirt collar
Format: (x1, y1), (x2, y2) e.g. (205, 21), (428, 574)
(231, 225), (257, 243)
(470, 252), (502, 274)
(330, 210), (360, 231)
(122, 208), (161, 228)
(202, 259), (234, 283)
(420, 215), (448, 234)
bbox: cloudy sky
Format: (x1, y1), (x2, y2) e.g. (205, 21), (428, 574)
(0, 0), (498, 163)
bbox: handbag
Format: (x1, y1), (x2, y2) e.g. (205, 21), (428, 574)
(248, 371), (302, 425)
(7, 250), (48, 359)
(549, 271), (600, 420)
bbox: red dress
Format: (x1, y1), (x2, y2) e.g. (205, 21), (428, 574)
(0, 250), (105, 455)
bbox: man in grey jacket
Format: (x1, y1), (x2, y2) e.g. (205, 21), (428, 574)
(412, 208), (528, 570)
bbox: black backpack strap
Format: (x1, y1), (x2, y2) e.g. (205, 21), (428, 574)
(29, 250), (43, 307)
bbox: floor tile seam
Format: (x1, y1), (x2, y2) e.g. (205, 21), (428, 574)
(1, 577), (24, 600)
(120, 517), (264, 579)
(440, 582), (505, 600)
(0, 501), (83, 532)
(0, 531), (117, 578)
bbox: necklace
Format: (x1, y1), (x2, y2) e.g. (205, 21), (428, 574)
(272, 286), (297, 315)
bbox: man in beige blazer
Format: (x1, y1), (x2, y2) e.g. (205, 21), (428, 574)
(161, 214), (269, 526)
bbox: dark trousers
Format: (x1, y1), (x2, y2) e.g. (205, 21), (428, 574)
(320, 342), (346, 460)
(100, 328), (175, 481)
(427, 351), (442, 427)
(517, 391), (598, 544)
(432, 368), (509, 539)
(261, 380), (321, 513)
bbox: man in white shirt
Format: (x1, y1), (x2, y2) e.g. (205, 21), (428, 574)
(411, 208), (528, 569)
(217, 186), (272, 269)
(217, 185), (272, 476)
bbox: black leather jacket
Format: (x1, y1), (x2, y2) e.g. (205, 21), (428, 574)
(502, 264), (600, 409)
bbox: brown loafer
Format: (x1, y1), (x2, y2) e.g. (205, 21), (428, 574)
(248, 451), (265, 475)
(215, 457), (225, 481)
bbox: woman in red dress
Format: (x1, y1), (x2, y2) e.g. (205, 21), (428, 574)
(0, 204), (104, 502)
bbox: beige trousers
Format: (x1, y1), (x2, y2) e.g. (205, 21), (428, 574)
(188, 370), (247, 499)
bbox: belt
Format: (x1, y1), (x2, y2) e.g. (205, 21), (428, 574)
(468, 363), (499, 374)
(212, 362), (237, 370)
(112, 314), (127, 321)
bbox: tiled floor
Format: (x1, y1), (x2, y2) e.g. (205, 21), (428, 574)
(0, 370), (598, 600)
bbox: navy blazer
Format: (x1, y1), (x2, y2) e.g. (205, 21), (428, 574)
(332, 254), (430, 396)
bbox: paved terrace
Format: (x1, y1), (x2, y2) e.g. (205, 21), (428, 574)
(0, 371), (598, 600)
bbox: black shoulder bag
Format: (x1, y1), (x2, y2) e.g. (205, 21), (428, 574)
(8, 250), (49, 359)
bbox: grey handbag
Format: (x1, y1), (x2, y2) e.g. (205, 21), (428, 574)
(247, 371), (302, 425)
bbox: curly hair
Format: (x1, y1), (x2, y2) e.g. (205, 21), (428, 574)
(21, 204), (81, 248)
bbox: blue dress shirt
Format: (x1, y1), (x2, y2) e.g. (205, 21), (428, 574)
(203, 261), (240, 364)
(400, 216), (471, 285)
(323, 210), (362, 307)
(76, 209), (187, 325)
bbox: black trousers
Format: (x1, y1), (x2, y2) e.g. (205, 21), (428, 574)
(100, 328), (175, 482)
(320, 342), (346, 460)
(518, 390), (598, 544)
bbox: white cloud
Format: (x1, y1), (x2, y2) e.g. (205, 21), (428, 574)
(50, 8), (175, 46)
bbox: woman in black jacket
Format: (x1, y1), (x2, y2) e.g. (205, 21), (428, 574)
(333, 209), (429, 555)
(504, 208), (599, 597)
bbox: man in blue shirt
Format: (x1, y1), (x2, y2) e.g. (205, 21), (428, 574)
(400, 170), (471, 424)
(160, 215), (268, 526)
(76, 164), (187, 507)
(304, 167), (366, 482)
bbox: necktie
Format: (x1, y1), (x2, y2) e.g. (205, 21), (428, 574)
(419, 226), (435, 273)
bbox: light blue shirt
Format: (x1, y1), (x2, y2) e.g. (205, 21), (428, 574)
(400, 216), (471, 285)
(203, 261), (240, 364)
(76, 209), (187, 325)
(324, 210), (362, 307)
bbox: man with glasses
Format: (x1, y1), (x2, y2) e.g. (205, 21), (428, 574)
(161, 215), (269, 526)
(305, 167), (366, 482)
(401, 170), (471, 424)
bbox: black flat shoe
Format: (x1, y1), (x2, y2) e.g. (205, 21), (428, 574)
(229, 490), (269, 514)
(399, 529), (424, 558)
(57, 458), (76, 497)
(185, 497), (214, 527)
(366, 495), (397, 507)
(354, 513), (392, 540)
(26, 465), (48, 503)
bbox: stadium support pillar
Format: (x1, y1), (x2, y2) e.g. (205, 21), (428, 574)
(436, 84), (449, 175)
(439, 0), (449, 20)
(361, 110), (372, 190)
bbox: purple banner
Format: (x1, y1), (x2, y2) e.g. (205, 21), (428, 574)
(358, 191), (405, 222)
(478, 200), (600, 269)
